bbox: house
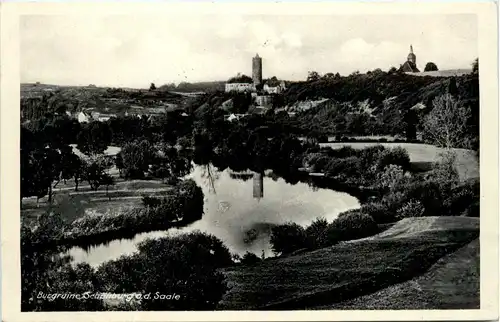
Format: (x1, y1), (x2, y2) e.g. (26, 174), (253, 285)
(77, 111), (91, 123)
(263, 81), (286, 94)
(225, 83), (256, 93)
(98, 115), (113, 122)
(224, 113), (248, 122)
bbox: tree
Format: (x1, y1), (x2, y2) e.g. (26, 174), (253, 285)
(305, 217), (329, 249)
(424, 62), (439, 72)
(149, 83), (157, 91)
(76, 121), (112, 156)
(472, 58), (479, 75)
(54, 146), (81, 188)
(24, 147), (61, 204)
(448, 77), (458, 96)
(101, 173), (115, 200)
(227, 74), (253, 84)
(307, 71), (321, 82)
(423, 94), (472, 149)
(149, 146), (192, 184)
(118, 140), (155, 179)
(82, 160), (108, 191)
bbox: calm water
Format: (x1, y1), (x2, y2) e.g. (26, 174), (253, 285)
(68, 165), (360, 267)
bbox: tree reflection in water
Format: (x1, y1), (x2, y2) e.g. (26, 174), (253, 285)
(200, 164), (219, 194)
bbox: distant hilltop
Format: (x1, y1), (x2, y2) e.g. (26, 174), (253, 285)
(406, 69), (473, 78)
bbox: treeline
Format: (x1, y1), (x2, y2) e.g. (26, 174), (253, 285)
(158, 81), (226, 93)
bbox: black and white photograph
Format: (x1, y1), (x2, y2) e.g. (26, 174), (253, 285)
(1, 1), (498, 320)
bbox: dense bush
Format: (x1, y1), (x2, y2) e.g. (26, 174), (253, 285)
(304, 217), (329, 249)
(358, 145), (386, 165)
(376, 147), (411, 171)
(425, 151), (460, 188)
(327, 211), (379, 243)
(325, 156), (362, 183)
(396, 199), (425, 219)
(377, 165), (412, 190)
(270, 223), (308, 255)
(97, 231), (231, 310)
(360, 202), (398, 224)
(240, 252), (262, 266)
(442, 179), (479, 217)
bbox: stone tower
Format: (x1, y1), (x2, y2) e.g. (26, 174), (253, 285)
(252, 172), (263, 199)
(407, 45), (416, 65)
(252, 53), (263, 86)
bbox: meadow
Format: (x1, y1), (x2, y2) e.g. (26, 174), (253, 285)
(320, 142), (479, 181)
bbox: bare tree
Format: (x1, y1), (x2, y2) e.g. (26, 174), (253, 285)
(423, 94), (471, 149)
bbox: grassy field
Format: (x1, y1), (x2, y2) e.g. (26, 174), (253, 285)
(21, 178), (171, 226)
(320, 142), (479, 181)
(218, 216), (479, 310)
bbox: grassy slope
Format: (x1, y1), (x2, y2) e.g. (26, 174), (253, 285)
(320, 142), (479, 181)
(320, 238), (479, 310)
(218, 217), (479, 310)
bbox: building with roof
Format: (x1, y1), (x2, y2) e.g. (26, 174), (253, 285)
(400, 45), (420, 73)
(225, 83), (256, 93)
(77, 111), (91, 123)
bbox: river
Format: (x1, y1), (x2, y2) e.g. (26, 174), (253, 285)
(68, 165), (360, 267)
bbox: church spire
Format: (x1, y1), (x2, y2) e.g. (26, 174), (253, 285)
(410, 45), (414, 54)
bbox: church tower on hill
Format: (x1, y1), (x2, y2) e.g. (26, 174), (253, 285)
(400, 45), (420, 73)
(407, 45), (416, 65)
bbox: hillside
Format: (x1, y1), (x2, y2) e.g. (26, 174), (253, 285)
(20, 83), (187, 120)
(218, 216), (479, 310)
(325, 238), (479, 309)
(286, 71), (479, 145)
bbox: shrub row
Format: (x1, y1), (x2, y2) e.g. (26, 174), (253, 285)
(305, 145), (411, 187)
(270, 212), (379, 256)
(66, 179), (204, 242)
(359, 178), (480, 224)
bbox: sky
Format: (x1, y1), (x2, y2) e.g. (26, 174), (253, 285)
(20, 14), (477, 88)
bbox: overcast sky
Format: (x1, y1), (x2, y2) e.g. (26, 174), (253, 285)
(20, 14), (477, 88)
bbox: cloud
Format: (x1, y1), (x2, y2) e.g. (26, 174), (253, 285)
(20, 14), (478, 87)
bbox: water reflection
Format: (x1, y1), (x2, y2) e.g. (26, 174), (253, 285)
(68, 165), (360, 266)
(253, 172), (264, 200)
